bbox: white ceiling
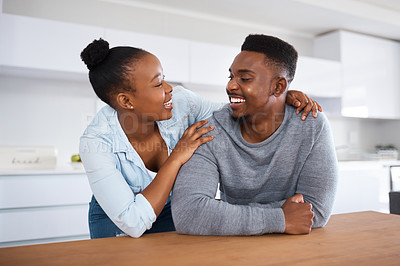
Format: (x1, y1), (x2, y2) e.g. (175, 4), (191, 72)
(101, 0), (400, 40)
(359, 0), (400, 12)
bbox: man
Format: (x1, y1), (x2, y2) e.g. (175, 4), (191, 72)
(171, 34), (338, 235)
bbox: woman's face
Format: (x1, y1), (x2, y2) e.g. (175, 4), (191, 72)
(127, 53), (173, 122)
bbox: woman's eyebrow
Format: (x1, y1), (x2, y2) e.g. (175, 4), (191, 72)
(151, 73), (162, 82)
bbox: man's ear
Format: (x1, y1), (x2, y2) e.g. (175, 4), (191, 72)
(116, 92), (135, 110)
(273, 77), (288, 97)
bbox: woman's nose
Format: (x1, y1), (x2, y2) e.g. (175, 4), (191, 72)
(164, 80), (173, 93)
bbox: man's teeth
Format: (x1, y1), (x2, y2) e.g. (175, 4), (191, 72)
(230, 97), (245, 103)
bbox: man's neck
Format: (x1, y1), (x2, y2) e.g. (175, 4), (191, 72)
(240, 104), (285, 144)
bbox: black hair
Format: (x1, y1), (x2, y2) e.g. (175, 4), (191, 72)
(80, 38), (148, 107)
(241, 34), (298, 83)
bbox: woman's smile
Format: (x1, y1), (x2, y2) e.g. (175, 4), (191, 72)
(163, 98), (173, 110)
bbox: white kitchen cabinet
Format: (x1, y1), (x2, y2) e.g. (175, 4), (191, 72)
(0, 173), (92, 209)
(104, 29), (190, 83)
(314, 30), (400, 119)
(332, 161), (390, 215)
(289, 56), (342, 97)
(0, 13), (190, 83)
(0, 13), (104, 74)
(189, 41), (239, 86)
(0, 171), (92, 247)
(0, 206), (89, 244)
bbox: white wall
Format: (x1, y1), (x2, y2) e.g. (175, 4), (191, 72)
(327, 115), (400, 160)
(330, 116), (396, 160)
(327, 116), (378, 160)
(380, 120), (400, 150)
(0, 74), (97, 166)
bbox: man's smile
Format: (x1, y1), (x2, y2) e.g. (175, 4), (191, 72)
(229, 97), (246, 103)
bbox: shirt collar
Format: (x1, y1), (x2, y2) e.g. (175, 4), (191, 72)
(110, 110), (147, 168)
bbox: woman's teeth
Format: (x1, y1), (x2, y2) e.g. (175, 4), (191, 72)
(164, 99), (173, 108)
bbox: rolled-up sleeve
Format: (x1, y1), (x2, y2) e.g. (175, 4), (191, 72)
(80, 135), (156, 238)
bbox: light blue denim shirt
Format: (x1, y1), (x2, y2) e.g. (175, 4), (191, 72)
(79, 86), (224, 238)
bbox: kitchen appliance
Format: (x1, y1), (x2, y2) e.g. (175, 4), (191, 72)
(389, 191), (400, 215)
(0, 146), (57, 170)
(389, 165), (400, 214)
(390, 165), (400, 191)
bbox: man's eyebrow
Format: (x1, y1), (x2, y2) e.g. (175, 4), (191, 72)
(238, 69), (255, 74)
(229, 68), (256, 74)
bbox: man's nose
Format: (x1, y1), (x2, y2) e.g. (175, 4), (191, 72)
(226, 78), (239, 92)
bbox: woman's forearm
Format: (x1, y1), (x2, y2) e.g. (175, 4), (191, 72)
(140, 158), (182, 217)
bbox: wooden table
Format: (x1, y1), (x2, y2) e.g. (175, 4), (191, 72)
(1, 211), (399, 265)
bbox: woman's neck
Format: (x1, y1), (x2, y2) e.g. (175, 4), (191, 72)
(117, 111), (158, 143)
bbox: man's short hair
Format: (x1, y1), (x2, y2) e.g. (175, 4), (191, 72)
(241, 34), (298, 83)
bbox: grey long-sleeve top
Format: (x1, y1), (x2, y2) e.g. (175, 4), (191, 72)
(171, 104), (338, 235)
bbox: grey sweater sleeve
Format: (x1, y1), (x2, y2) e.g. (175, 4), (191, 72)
(171, 149), (286, 236)
(248, 200), (286, 209)
(296, 116), (338, 228)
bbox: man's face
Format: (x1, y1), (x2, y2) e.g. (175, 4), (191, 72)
(226, 51), (280, 120)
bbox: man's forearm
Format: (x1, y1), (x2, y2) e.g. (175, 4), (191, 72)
(171, 153), (286, 235)
(248, 200), (286, 209)
(172, 193), (286, 235)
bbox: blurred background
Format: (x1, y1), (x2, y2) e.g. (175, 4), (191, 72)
(1, 0), (400, 246)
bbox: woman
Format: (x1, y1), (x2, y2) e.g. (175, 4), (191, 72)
(79, 38), (322, 238)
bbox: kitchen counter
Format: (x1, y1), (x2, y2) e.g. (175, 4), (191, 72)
(338, 159), (400, 169)
(338, 159), (400, 163)
(0, 211), (399, 265)
(0, 164), (85, 176)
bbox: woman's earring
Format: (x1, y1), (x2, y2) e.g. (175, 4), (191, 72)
(130, 106), (134, 109)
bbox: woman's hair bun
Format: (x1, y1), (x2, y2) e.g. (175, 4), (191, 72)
(80, 38), (110, 70)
